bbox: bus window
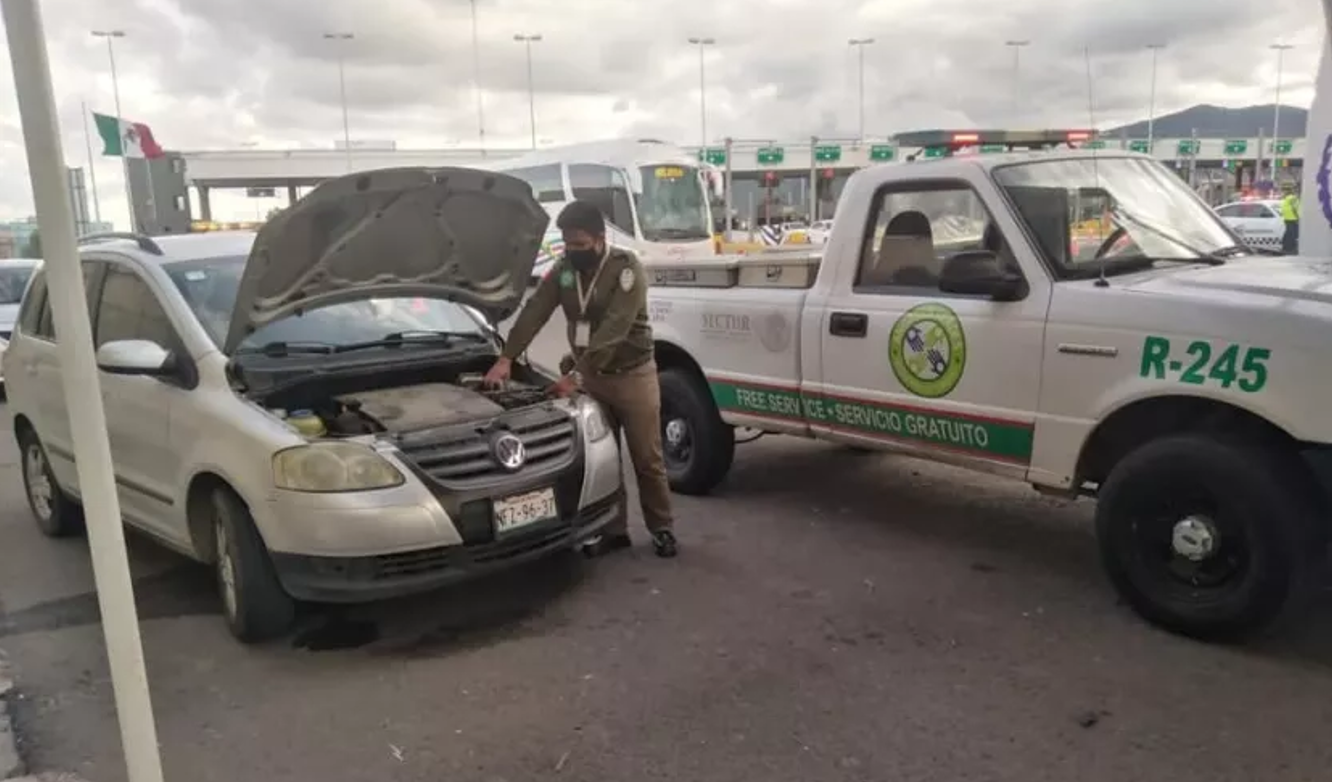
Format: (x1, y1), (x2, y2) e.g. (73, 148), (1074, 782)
(506, 164), (565, 203)
(636, 164), (712, 241)
(568, 164), (636, 235)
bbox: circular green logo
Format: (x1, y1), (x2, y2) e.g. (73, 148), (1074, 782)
(888, 303), (967, 398)
(559, 269), (574, 288)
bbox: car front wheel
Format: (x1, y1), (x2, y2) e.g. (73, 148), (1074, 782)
(210, 487), (295, 643)
(19, 430), (83, 537)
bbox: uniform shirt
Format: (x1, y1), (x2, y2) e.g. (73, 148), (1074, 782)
(502, 247), (654, 375)
(1281, 194), (1301, 221)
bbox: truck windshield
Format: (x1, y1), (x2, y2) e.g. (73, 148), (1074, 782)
(164, 255), (485, 351)
(992, 157), (1239, 275)
(636, 164), (712, 242)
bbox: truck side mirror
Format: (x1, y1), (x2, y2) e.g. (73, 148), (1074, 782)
(939, 250), (1027, 301)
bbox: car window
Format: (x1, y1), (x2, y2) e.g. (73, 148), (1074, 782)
(18, 272), (47, 338)
(1214, 204), (1241, 218)
(504, 164), (565, 203)
(93, 266), (177, 349)
(855, 184), (1014, 292)
(0, 266), (35, 305)
(569, 164), (636, 235)
(1255, 205), (1278, 219)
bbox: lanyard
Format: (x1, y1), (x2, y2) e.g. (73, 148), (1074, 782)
(573, 247), (611, 317)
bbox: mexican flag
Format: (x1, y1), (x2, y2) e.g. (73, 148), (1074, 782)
(92, 112), (164, 159)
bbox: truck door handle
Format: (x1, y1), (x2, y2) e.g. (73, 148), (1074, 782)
(829, 311), (868, 338)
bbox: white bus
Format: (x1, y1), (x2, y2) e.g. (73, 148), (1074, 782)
(482, 139), (722, 281)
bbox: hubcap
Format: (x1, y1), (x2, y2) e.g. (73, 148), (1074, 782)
(661, 413), (692, 467)
(215, 518), (238, 620)
(1171, 515), (1218, 562)
(24, 443), (53, 521)
(665, 418), (687, 447)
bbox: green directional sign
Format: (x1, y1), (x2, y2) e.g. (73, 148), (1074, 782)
(979, 144), (1007, 154)
(1275, 139), (1294, 156)
(1177, 139), (1201, 156)
(1223, 139), (1247, 156)
(1086, 140), (1108, 150)
(701, 148), (726, 165)
(814, 145), (842, 163)
(756, 147), (785, 165)
(1129, 139), (1152, 154)
(922, 146), (948, 159)
(869, 144), (896, 162)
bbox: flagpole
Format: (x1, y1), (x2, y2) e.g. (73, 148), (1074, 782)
(6, 4), (166, 782)
(80, 100), (101, 226)
(92, 29), (135, 231)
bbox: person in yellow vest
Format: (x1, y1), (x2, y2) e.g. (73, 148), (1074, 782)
(1280, 187), (1301, 254)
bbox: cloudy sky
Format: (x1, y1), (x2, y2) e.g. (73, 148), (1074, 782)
(0, 0), (1325, 227)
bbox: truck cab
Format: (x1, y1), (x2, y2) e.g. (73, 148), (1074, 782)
(645, 150), (1332, 643)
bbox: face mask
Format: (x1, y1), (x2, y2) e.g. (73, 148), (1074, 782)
(565, 247), (600, 271)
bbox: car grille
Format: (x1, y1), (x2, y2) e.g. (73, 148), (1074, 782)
(394, 406), (577, 487)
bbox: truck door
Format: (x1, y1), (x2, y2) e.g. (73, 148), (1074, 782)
(811, 177), (1052, 478)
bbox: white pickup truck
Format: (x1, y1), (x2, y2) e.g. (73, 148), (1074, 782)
(642, 150), (1332, 643)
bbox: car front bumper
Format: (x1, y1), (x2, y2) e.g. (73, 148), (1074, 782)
(270, 488), (624, 603)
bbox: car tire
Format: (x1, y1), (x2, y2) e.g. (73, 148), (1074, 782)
(1095, 433), (1323, 643)
(658, 367), (734, 496)
(210, 486), (295, 643)
(18, 430), (83, 538)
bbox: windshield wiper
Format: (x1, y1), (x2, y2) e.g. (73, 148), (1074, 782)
(333, 330), (488, 354)
(1111, 207), (1226, 265)
(646, 227), (710, 240)
(234, 341), (336, 357)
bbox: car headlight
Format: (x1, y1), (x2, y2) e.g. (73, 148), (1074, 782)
(272, 442), (406, 493)
(579, 398), (612, 443)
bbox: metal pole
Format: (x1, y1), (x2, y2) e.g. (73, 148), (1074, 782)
(1146, 43), (1164, 151)
(848, 39), (874, 143)
(1006, 40), (1030, 115)
(688, 38), (715, 154)
(324, 33), (354, 172)
(723, 136), (733, 242)
(7, 4), (164, 782)
(1271, 43), (1294, 181)
(470, 0), (485, 153)
(80, 99), (101, 225)
(515, 34), (542, 149)
(92, 30), (133, 231)
(809, 134), (818, 223)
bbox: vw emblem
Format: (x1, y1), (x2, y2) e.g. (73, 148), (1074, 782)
(491, 432), (526, 471)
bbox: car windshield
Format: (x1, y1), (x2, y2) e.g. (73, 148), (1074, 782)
(635, 164), (712, 241)
(0, 265), (35, 305)
(992, 157), (1240, 276)
(164, 255), (487, 351)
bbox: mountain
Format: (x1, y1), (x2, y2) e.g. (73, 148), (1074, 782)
(1104, 104), (1308, 139)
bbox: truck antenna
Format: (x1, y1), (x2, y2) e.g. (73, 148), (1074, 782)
(1085, 45), (1109, 288)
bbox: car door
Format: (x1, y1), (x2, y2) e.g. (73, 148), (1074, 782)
(811, 177), (1052, 479)
(88, 262), (189, 541)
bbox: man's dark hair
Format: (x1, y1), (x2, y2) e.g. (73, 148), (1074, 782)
(556, 199), (606, 237)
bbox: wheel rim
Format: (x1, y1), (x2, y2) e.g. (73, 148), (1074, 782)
(660, 406), (693, 473)
(24, 442), (54, 522)
(215, 513), (238, 621)
(1122, 487), (1251, 605)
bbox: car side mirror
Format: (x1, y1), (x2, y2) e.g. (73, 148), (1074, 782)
(939, 250), (1026, 301)
(96, 339), (177, 377)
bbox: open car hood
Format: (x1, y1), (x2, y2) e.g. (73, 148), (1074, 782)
(223, 166), (549, 354)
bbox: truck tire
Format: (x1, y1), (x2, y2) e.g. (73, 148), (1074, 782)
(1095, 433), (1323, 642)
(658, 367), (735, 495)
(18, 429), (84, 538)
(210, 486), (295, 643)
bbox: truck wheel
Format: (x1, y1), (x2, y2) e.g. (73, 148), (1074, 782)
(19, 430), (83, 537)
(658, 367), (735, 495)
(1095, 434), (1322, 642)
(210, 487), (295, 643)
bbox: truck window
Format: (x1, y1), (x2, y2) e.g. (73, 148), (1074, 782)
(855, 185), (1005, 291)
(569, 164), (636, 236)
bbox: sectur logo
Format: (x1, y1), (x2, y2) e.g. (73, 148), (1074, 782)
(888, 303), (967, 398)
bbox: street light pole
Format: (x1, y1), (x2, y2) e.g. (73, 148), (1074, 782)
(688, 37), (715, 155)
(1145, 43), (1165, 151)
(514, 33), (542, 149)
(470, 0), (485, 153)
(848, 38), (874, 143)
(1270, 43), (1294, 181)
(91, 29), (135, 231)
(1005, 39), (1030, 114)
(324, 32), (354, 171)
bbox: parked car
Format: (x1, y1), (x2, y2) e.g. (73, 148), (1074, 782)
(5, 167), (626, 643)
(1213, 199), (1285, 252)
(0, 258), (40, 386)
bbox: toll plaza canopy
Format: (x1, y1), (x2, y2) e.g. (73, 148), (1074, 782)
(898, 129), (1099, 159)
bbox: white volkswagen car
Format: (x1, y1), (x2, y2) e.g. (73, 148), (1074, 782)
(4, 167), (626, 642)
(1213, 199), (1285, 252)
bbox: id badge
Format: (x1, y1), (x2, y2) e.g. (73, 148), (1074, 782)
(574, 320), (591, 348)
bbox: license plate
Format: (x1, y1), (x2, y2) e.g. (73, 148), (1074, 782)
(493, 488), (558, 533)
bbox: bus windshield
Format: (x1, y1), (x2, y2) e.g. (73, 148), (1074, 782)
(635, 164), (712, 242)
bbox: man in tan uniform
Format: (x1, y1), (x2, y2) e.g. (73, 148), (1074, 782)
(483, 200), (678, 558)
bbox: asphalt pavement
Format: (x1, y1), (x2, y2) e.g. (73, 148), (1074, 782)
(3, 310), (1332, 782)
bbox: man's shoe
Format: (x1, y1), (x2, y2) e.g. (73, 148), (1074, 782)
(651, 529), (678, 558)
(581, 533), (632, 558)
